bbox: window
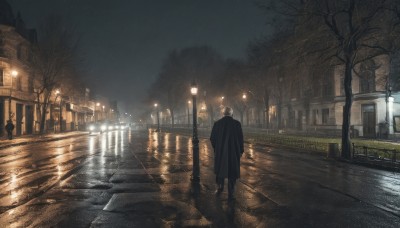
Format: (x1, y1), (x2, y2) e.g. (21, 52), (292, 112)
(0, 68), (3, 86)
(359, 60), (376, 93)
(322, 81), (333, 98)
(17, 44), (22, 59)
(312, 68), (323, 97)
(16, 76), (22, 91)
(322, 108), (329, 124)
(312, 109), (319, 125)
(291, 79), (300, 99)
(28, 76), (34, 92)
(340, 75), (345, 96)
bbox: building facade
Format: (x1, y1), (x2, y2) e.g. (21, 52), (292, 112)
(0, 1), (99, 137)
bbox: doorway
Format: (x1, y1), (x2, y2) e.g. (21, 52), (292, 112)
(16, 104), (23, 136)
(26, 105), (33, 134)
(297, 111), (303, 130)
(362, 104), (376, 138)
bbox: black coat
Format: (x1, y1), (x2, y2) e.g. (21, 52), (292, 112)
(210, 116), (244, 179)
(5, 122), (14, 132)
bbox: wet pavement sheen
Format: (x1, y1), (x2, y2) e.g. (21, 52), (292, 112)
(0, 129), (398, 227)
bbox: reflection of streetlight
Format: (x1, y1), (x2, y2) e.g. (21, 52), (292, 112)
(9, 70), (18, 120)
(187, 100), (191, 128)
(154, 103), (160, 132)
(190, 81), (200, 182)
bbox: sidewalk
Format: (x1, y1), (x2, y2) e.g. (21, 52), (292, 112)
(0, 131), (89, 149)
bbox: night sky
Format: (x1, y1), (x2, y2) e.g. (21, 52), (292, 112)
(8, 0), (269, 115)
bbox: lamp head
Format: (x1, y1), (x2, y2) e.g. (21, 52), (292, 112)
(190, 82), (198, 96)
(11, 70), (18, 77)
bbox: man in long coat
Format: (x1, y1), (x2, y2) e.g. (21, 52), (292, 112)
(5, 120), (14, 140)
(210, 106), (244, 200)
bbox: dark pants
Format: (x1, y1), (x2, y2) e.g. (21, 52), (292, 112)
(216, 176), (236, 196)
(7, 130), (12, 140)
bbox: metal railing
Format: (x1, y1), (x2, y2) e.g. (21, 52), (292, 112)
(352, 143), (400, 169)
(147, 125), (399, 170)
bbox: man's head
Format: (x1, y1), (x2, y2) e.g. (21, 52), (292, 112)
(223, 107), (233, 117)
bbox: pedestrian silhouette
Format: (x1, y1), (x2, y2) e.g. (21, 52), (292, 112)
(210, 107), (244, 200)
(5, 120), (14, 140)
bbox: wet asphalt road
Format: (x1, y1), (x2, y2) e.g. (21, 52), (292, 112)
(0, 129), (398, 227)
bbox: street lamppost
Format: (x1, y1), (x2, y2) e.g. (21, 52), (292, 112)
(278, 77), (283, 129)
(55, 89), (62, 132)
(187, 100), (191, 128)
(102, 105), (105, 121)
(219, 96), (225, 114)
(154, 103), (160, 132)
(242, 93), (249, 126)
(9, 70), (18, 121)
(190, 82), (200, 182)
(96, 102), (100, 122)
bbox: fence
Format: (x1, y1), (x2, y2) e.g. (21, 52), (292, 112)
(148, 125), (400, 171)
(352, 143), (400, 170)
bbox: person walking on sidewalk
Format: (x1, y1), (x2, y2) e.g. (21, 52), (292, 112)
(210, 106), (244, 200)
(5, 120), (15, 140)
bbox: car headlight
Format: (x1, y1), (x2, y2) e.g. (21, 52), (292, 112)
(108, 125), (114, 130)
(89, 125), (95, 131)
(115, 125), (120, 129)
(101, 125), (107, 131)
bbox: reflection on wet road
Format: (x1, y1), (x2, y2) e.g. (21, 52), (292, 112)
(0, 129), (398, 227)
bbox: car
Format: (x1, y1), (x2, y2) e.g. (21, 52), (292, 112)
(117, 122), (129, 130)
(88, 122), (108, 134)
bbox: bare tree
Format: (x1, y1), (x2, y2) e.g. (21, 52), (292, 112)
(261, 0), (400, 159)
(246, 32), (293, 128)
(30, 14), (81, 134)
(147, 46), (224, 127)
(221, 59), (249, 125)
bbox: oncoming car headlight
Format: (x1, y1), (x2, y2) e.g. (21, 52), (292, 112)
(101, 125), (107, 131)
(89, 125), (95, 131)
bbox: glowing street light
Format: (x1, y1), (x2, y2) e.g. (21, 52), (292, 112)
(191, 81), (200, 182)
(11, 70), (18, 77)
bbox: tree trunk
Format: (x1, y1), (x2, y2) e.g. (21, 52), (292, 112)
(171, 109), (174, 128)
(264, 89), (270, 128)
(39, 104), (47, 134)
(341, 60), (353, 159)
